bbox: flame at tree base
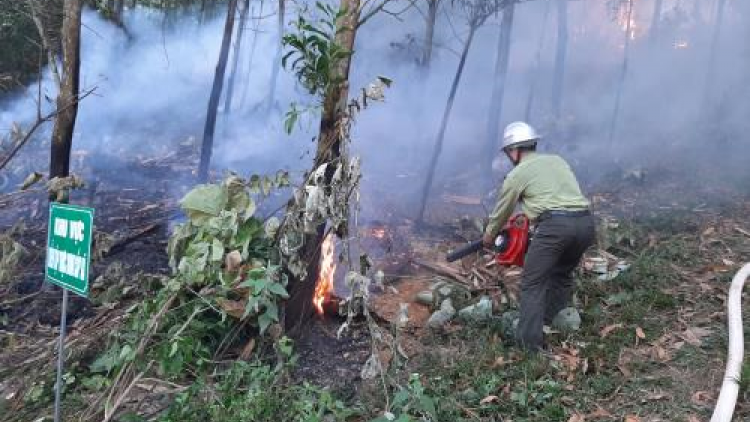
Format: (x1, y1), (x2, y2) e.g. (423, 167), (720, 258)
(313, 234), (336, 315)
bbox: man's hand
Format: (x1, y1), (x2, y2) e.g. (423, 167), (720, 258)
(482, 233), (495, 248)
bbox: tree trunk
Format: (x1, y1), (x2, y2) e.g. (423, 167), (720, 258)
(524, 0), (551, 121)
(649, 0), (663, 46)
(702, 0), (727, 107)
(224, 0), (250, 114)
(551, 0), (568, 120)
(421, 0), (438, 68)
(284, 0), (361, 333)
(481, 4), (515, 194)
(197, 0), (239, 182)
(265, 0), (285, 115)
(607, 0), (634, 146)
(49, 0), (82, 184)
(416, 26), (477, 225)
(239, 0), (264, 110)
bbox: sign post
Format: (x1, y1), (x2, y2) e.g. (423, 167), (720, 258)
(46, 203), (93, 422)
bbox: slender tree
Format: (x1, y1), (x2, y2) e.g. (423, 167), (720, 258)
(416, 0), (503, 224)
(550, 0), (567, 120)
(197, 0), (239, 182)
(649, 0), (663, 45)
(702, 0), (727, 107)
(481, 2), (515, 194)
(265, 0), (285, 115)
(224, 0), (250, 113)
(239, 0), (264, 110)
(421, 0), (440, 68)
(607, 0), (635, 147)
(49, 0), (82, 183)
(524, 0), (551, 121)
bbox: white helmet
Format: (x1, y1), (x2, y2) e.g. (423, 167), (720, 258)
(502, 121), (541, 150)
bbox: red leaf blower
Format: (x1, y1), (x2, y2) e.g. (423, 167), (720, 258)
(446, 214), (530, 267)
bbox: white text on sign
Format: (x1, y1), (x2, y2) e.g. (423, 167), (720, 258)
(47, 248), (86, 280)
(54, 218), (85, 241)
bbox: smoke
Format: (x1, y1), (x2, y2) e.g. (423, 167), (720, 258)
(1, 0), (748, 216)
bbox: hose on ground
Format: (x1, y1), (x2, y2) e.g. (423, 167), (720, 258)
(710, 263), (750, 422)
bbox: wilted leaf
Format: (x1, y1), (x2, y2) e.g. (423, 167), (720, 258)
(586, 407), (612, 419)
(680, 327), (712, 347)
(567, 412), (585, 422)
(20, 172), (44, 190)
(600, 323), (623, 338)
(691, 391), (713, 406)
(225, 250), (242, 272)
(635, 326), (645, 339)
(479, 395), (499, 405)
(217, 298), (245, 319)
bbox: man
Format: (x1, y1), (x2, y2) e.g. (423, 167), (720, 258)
(483, 121), (595, 352)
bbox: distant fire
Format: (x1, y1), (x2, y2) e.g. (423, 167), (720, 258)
(313, 233), (336, 315)
(370, 227), (387, 240)
(616, 0), (639, 41)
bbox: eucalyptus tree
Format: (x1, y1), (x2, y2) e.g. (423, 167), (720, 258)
(607, 0), (635, 147)
(279, 0), (399, 329)
(223, 0), (250, 113)
(49, 0), (83, 185)
(421, 0), (442, 68)
(551, 0), (567, 120)
(198, 0), (239, 182)
(702, 0), (728, 108)
(416, 0), (509, 225)
(481, 0), (516, 194)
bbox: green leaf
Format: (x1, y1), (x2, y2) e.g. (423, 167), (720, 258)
(418, 396), (437, 418)
(284, 107), (299, 135)
(169, 341), (180, 357)
(211, 238), (224, 262)
(267, 283), (289, 299)
(180, 184), (228, 218)
(393, 389), (410, 408)
(258, 313), (273, 334)
(264, 300), (279, 321)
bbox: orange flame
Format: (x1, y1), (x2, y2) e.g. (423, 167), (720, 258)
(313, 234), (336, 315)
(371, 227), (386, 239)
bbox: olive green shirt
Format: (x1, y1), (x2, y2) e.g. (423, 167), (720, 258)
(485, 153), (590, 238)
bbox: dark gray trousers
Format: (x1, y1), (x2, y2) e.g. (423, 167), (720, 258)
(516, 214), (596, 351)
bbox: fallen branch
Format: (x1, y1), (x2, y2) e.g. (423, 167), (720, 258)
(412, 258), (473, 286)
(102, 223), (161, 257)
(0, 291), (40, 307)
(102, 361), (153, 422)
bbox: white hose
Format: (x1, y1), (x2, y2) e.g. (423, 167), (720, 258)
(711, 263), (750, 422)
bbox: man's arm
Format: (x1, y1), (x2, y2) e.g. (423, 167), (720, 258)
(483, 176), (522, 245)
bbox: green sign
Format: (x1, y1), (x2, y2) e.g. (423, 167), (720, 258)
(46, 203), (94, 297)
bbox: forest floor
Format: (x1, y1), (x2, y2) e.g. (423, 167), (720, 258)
(0, 148), (749, 422)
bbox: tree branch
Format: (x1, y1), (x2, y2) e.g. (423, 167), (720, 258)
(0, 87), (96, 174)
(358, 0), (416, 27)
